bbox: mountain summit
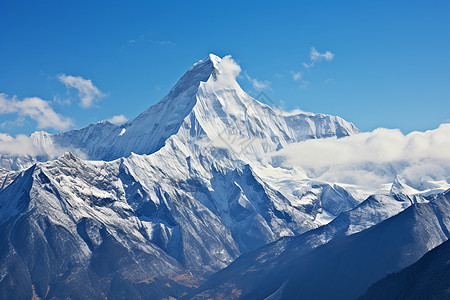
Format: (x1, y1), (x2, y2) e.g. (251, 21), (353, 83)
(53, 53), (360, 161)
(0, 54), (359, 170)
(0, 54), (448, 299)
(0, 54), (366, 299)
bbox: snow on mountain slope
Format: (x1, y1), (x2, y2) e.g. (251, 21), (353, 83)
(186, 192), (419, 298)
(0, 54), (365, 250)
(1, 54), (448, 299)
(0, 54), (359, 171)
(50, 56), (217, 162)
(3, 54), (444, 223)
(190, 189), (450, 300)
(0, 154), (197, 299)
(115, 137), (321, 265)
(0, 145), (327, 298)
(0, 168), (19, 192)
(2, 55), (448, 209)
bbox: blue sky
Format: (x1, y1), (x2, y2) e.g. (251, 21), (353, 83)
(0, 0), (449, 136)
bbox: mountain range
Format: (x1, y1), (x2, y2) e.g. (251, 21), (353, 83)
(0, 54), (449, 299)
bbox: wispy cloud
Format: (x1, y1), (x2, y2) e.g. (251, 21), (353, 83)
(216, 55), (241, 80)
(274, 73), (283, 79)
(303, 47), (335, 68)
(151, 40), (176, 46)
(58, 74), (105, 108)
(310, 47), (334, 62)
(207, 55), (270, 91)
(288, 47), (335, 90)
(298, 80), (311, 90)
(0, 132), (87, 159)
(121, 34), (176, 51)
(0, 93), (73, 130)
(291, 71), (302, 81)
(244, 72), (271, 90)
(323, 78), (336, 85)
(276, 107), (315, 117)
(0, 133), (53, 157)
(107, 114), (128, 125)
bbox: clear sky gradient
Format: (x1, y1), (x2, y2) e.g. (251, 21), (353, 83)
(1, 0), (449, 136)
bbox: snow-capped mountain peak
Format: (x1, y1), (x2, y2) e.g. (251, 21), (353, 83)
(1, 53), (449, 299)
(0, 54), (359, 170)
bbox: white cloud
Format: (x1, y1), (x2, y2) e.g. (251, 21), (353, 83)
(107, 114), (128, 125)
(276, 108), (315, 117)
(0, 133), (50, 157)
(310, 47), (334, 62)
(271, 124), (450, 195)
(293, 47), (334, 90)
(0, 133), (48, 157)
(207, 55), (242, 90)
(0, 93), (73, 130)
(52, 95), (71, 106)
(210, 55), (270, 91)
(303, 47), (335, 68)
(244, 72), (271, 90)
(217, 55), (241, 78)
(274, 124), (450, 167)
(0, 132), (86, 160)
(58, 74), (105, 108)
(291, 71), (302, 81)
